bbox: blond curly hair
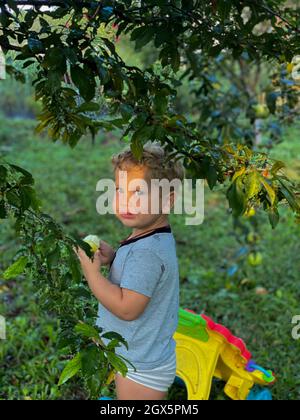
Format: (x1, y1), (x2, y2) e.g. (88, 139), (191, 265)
(111, 141), (185, 186)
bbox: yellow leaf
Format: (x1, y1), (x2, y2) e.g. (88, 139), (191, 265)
(260, 177), (276, 205)
(232, 167), (246, 183)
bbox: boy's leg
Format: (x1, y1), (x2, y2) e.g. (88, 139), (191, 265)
(115, 373), (168, 400)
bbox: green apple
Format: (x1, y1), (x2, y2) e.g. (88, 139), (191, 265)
(253, 104), (270, 119)
(248, 252), (263, 266)
(83, 235), (101, 253)
(286, 62), (294, 74)
(244, 207), (256, 218)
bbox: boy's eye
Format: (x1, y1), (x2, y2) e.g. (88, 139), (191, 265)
(135, 190), (144, 196)
(115, 187), (145, 196)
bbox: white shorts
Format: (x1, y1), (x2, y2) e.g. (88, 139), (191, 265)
(122, 352), (177, 392)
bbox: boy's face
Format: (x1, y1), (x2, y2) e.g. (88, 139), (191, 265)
(113, 165), (172, 228)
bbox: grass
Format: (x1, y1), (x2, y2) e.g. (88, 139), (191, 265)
(1, 119), (300, 400)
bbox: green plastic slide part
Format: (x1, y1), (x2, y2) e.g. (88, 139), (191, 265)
(177, 308), (209, 342)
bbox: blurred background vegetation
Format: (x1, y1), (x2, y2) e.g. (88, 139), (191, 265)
(1, 15), (300, 400)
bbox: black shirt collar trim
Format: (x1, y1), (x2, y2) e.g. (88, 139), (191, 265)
(108, 225), (172, 270)
(118, 225), (172, 248)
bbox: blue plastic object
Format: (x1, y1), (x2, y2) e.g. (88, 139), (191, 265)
(173, 376), (186, 388)
(99, 396), (114, 400)
(247, 387), (272, 400)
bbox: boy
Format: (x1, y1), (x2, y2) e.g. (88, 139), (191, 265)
(75, 141), (185, 400)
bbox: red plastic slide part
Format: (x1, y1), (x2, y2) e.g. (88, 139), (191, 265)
(183, 308), (252, 362)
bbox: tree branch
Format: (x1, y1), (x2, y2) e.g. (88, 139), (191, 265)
(0, 0), (91, 6)
(0, 39), (22, 52)
(252, 0), (300, 34)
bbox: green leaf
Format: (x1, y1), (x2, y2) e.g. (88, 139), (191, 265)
(76, 102), (100, 113)
(102, 331), (129, 351)
(63, 47), (78, 65)
(46, 245), (61, 268)
(206, 164), (218, 190)
(277, 178), (300, 212)
(130, 125), (153, 160)
(71, 286), (91, 299)
(131, 136), (143, 160)
(170, 47), (181, 73)
(3, 256), (28, 280)
(6, 191), (21, 208)
(43, 47), (66, 74)
(101, 37), (117, 56)
(182, 0), (194, 10)
(0, 165), (7, 187)
(226, 177), (246, 217)
(120, 104), (134, 122)
(68, 251), (83, 284)
(130, 26), (148, 42)
(0, 201), (7, 219)
(81, 346), (100, 376)
(39, 17), (51, 29)
(134, 27), (156, 50)
(22, 60), (35, 69)
(10, 164), (34, 185)
(268, 207), (280, 229)
(217, 0), (232, 20)
(6, 0), (19, 14)
(106, 352), (128, 376)
(106, 338), (122, 350)
(154, 27), (172, 47)
(86, 374), (103, 399)
(75, 239), (93, 258)
(58, 353), (82, 386)
(74, 322), (100, 340)
(28, 38), (44, 54)
(153, 93), (168, 114)
(271, 161), (286, 175)
(19, 186), (38, 211)
(70, 66), (96, 102)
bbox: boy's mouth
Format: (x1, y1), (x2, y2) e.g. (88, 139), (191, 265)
(120, 212), (136, 219)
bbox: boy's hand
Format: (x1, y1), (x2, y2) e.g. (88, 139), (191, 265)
(73, 246), (102, 280)
(98, 240), (116, 266)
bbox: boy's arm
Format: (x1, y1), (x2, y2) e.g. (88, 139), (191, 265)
(75, 246), (161, 321)
(85, 272), (150, 321)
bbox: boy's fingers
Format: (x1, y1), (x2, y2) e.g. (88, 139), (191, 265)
(73, 249), (80, 261)
(72, 246), (84, 260)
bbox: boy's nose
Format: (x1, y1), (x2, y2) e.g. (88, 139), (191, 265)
(119, 190), (134, 203)
(118, 192), (139, 213)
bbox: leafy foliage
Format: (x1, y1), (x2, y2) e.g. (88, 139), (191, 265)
(0, 161), (132, 398)
(0, 0), (299, 223)
(1, 0), (300, 399)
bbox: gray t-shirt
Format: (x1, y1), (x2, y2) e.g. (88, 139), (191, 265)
(95, 225), (180, 370)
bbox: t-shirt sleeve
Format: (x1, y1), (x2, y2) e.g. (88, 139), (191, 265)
(119, 248), (165, 298)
